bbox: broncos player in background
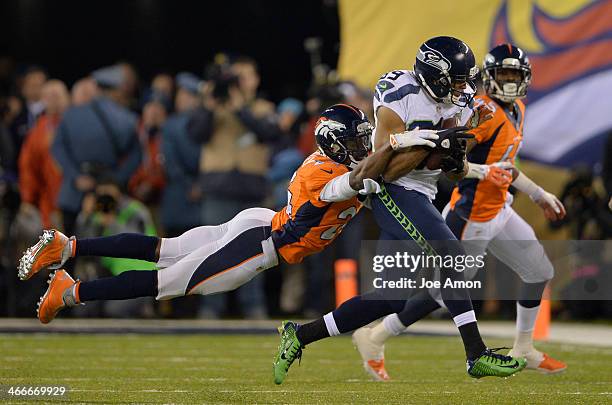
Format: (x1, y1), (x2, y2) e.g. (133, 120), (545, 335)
(353, 44), (567, 380)
(274, 37), (527, 384)
(18, 104), (442, 324)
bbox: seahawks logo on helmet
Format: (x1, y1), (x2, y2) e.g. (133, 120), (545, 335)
(417, 45), (452, 72)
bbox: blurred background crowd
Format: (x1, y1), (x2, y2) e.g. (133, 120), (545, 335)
(0, 0), (610, 321)
(0, 52), (379, 320)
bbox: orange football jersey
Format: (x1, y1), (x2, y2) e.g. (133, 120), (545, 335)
(450, 95), (525, 222)
(271, 152), (361, 264)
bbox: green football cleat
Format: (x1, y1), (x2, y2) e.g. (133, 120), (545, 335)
(273, 321), (304, 385)
(467, 348), (527, 378)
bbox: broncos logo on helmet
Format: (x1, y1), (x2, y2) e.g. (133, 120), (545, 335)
(314, 104), (373, 169)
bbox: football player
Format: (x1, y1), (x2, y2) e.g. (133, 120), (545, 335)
(353, 44), (567, 380)
(273, 37), (527, 384)
(19, 104), (442, 324)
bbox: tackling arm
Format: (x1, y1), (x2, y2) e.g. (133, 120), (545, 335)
(375, 106), (430, 182)
(318, 143), (401, 203)
(319, 129), (438, 203)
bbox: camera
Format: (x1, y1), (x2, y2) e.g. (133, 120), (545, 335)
(205, 60), (239, 103)
(95, 193), (118, 214)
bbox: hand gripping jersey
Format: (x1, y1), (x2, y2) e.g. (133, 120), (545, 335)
(373, 70), (473, 200)
(450, 95), (526, 221)
(271, 152), (361, 264)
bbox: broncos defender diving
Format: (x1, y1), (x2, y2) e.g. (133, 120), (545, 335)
(273, 37), (527, 384)
(353, 44), (567, 380)
(19, 104), (443, 323)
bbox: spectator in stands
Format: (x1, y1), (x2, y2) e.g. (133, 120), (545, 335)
(128, 98), (167, 205)
(151, 73), (174, 100)
(75, 176), (156, 318)
(141, 73), (174, 112)
(267, 98), (305, 211)
(188, 56), (282, 318)
(8, 66), (48, 155)
(117, 62), (140, 111)
(337, 81), (374, 121)
(51, 65), (141, 235)
(297, 84), (342, 156)
(71, 78), (99, 106)
(160, 72), (203, 237)
(18, 80), (70, 229)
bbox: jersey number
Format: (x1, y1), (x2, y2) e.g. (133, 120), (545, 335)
(379, 70), (405, 81)
(320, 206), (357, 240)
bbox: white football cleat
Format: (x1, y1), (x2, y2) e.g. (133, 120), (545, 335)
(352, 327), (390, 381)
(509, 348), (567, 374)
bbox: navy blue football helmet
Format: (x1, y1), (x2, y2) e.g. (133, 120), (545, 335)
(315, 104), (373, 169)
(414, 36), (478, 107)
(482, 44), (532, 103)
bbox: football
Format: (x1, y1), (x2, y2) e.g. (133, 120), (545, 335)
(424, 117), (458, 170)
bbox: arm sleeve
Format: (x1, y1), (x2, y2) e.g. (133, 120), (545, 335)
(305, 164), (349, 206)
(319, 172), (359, 202)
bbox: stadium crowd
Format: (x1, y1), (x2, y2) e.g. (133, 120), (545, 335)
(0, 54), (610, 320)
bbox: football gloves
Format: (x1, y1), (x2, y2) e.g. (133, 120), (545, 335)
(389, 128), (439, 150)
(434, 126), (474, 174)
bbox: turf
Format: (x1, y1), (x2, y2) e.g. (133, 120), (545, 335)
(1, 333), (611, 404)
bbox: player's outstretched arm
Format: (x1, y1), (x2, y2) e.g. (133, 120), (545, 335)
(319, 126), (437, 203)
(374, 106), (432, 182)
(512, 170), (566, 221)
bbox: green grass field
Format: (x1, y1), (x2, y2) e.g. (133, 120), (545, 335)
(1, 333), (611, 404)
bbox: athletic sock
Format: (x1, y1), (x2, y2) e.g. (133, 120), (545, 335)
(513, 302), (541, 355)
(369, 291), (443, 346)
(370, 314), (405, 346)
(513, 281), (547, 355)
(296, 318), (329, 346)
(453, 310), (486, 361)
(78, 270), (158, 302)
(75, 234), (159, 262)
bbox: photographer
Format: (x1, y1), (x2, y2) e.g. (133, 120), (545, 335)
(187, 55), (281, 318)
(75, 176), (156, 318)
(51, 65), (141, 235)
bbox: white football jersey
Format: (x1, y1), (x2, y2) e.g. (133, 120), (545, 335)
(373, 70), (473, 200)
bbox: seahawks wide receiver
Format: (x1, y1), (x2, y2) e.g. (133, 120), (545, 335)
(274, 37), (526, 384)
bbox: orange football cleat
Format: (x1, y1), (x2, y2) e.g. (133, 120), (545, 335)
(37, 270), (79, 324)
(352, 327), (391, 381)
(533, 353), (567, 374)
(18, 229), (74, 281)
(365, 359), (390, 381)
